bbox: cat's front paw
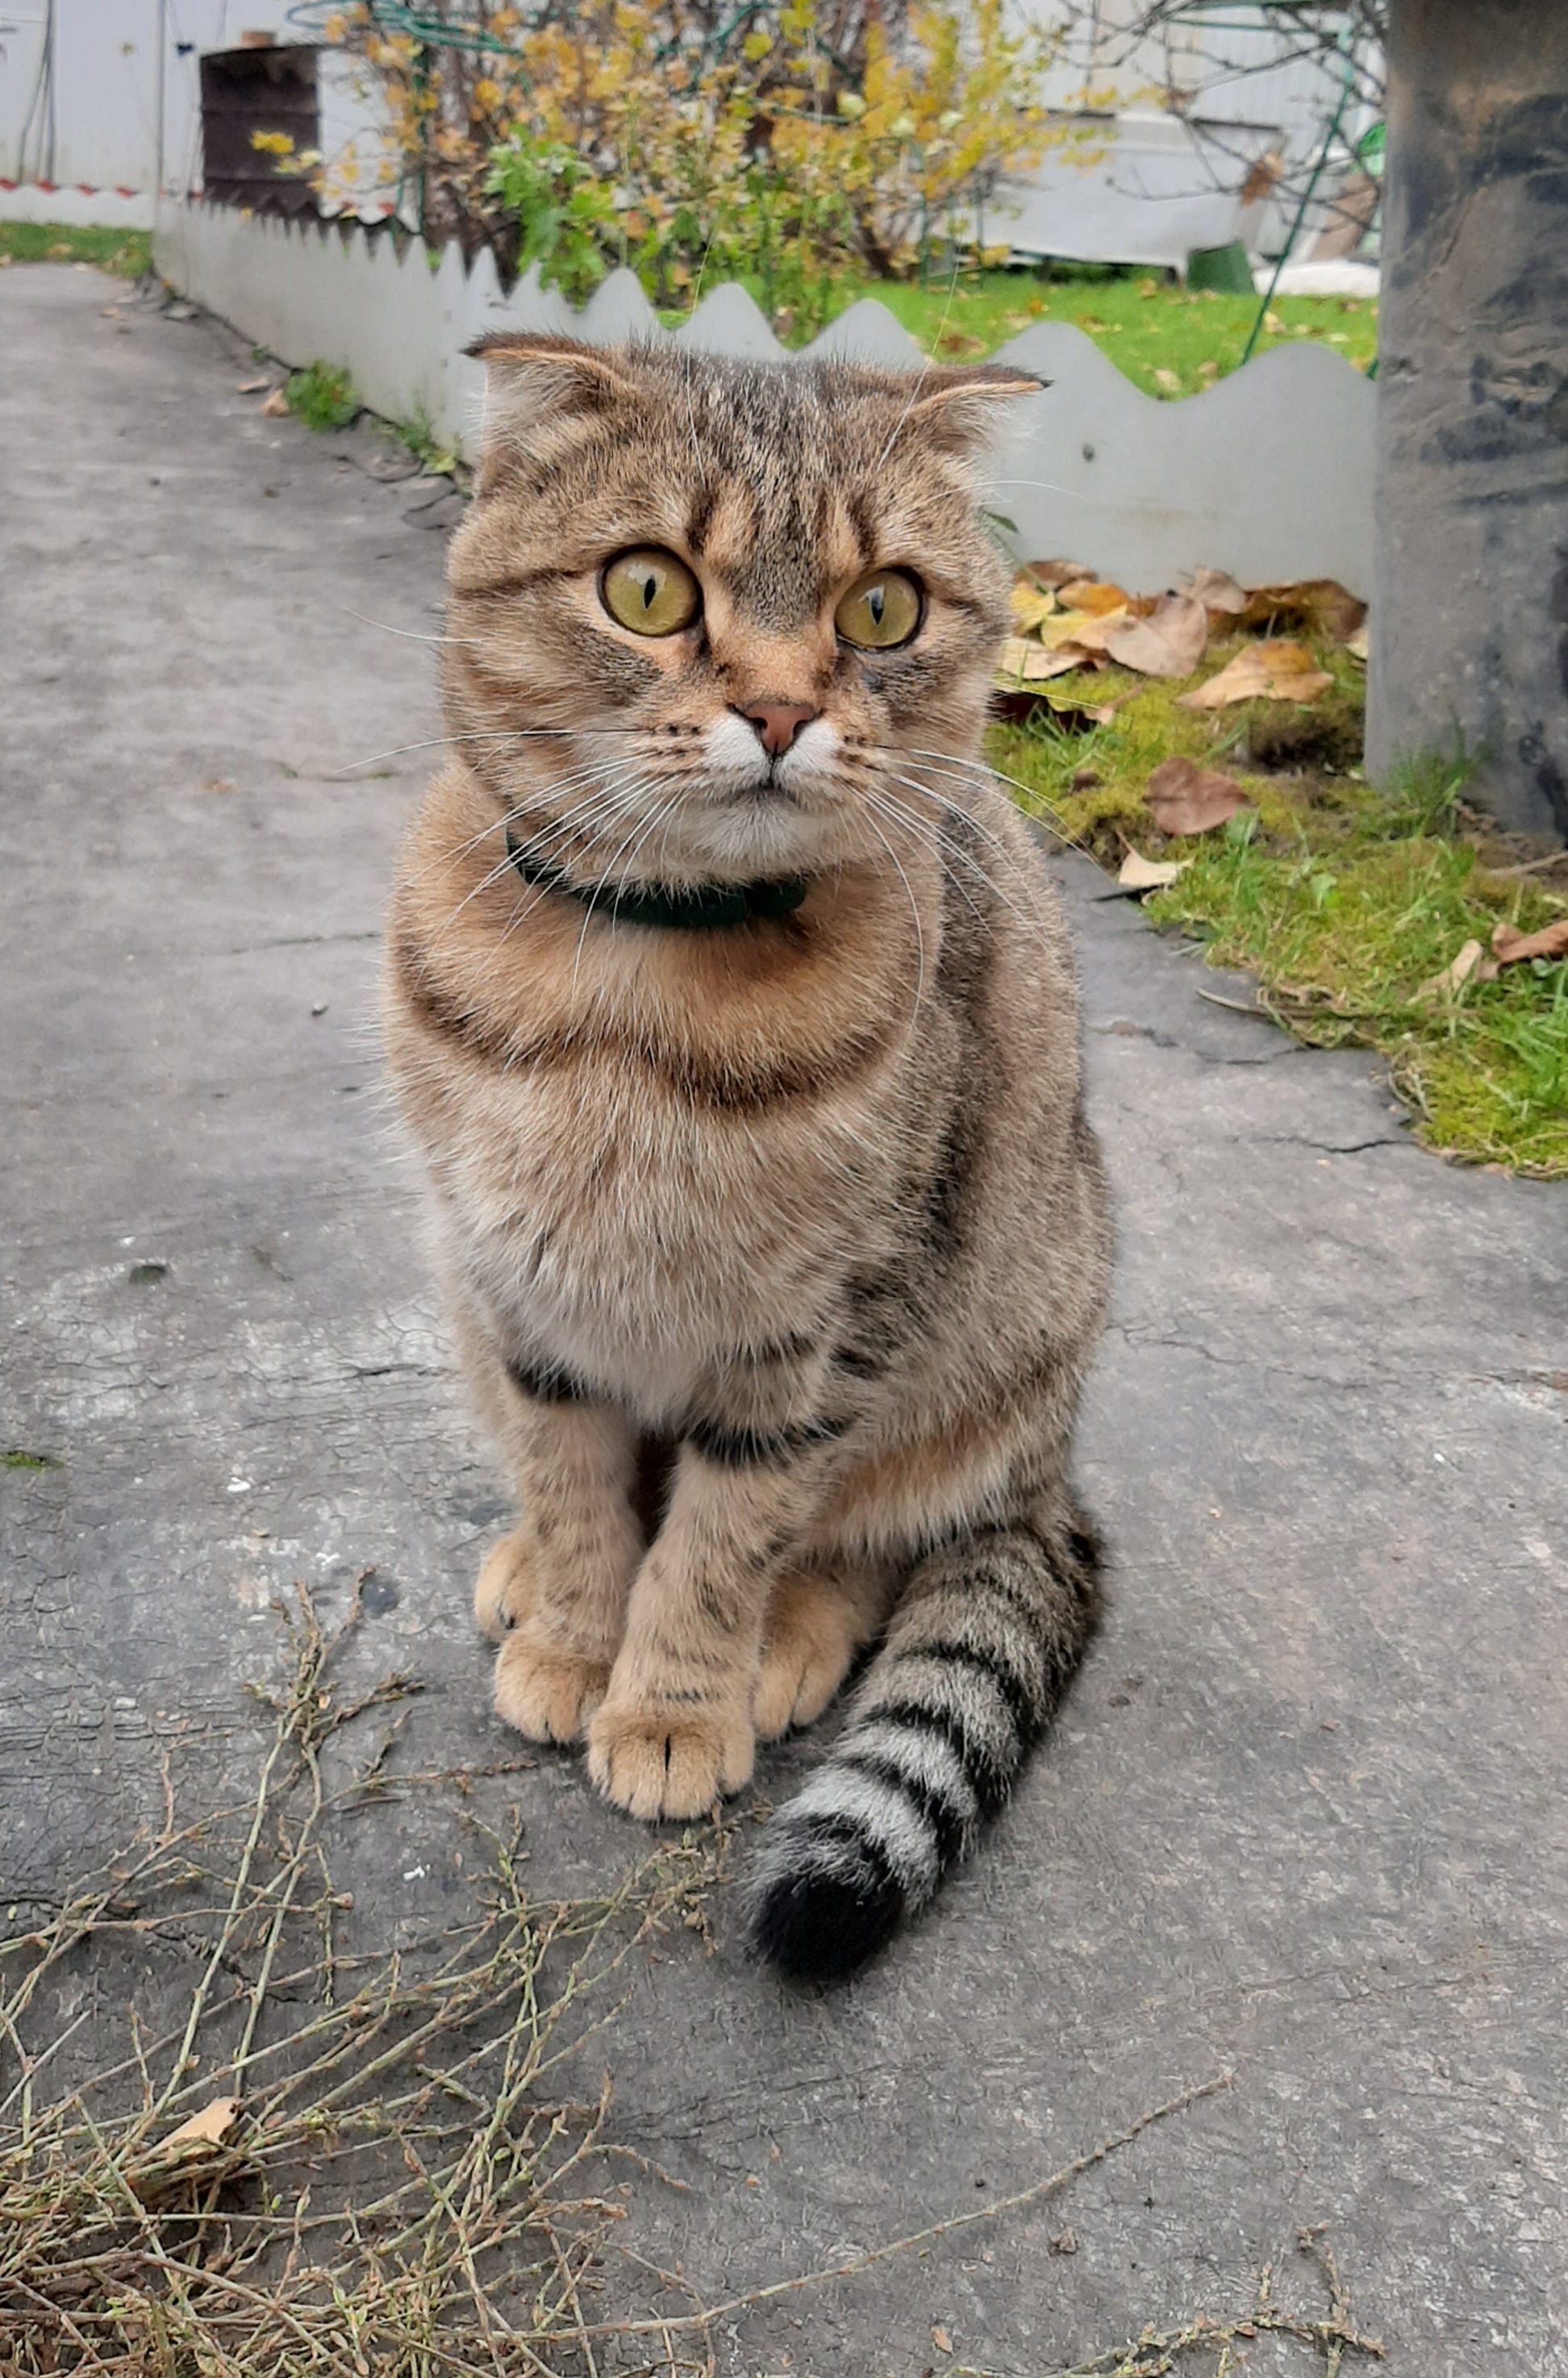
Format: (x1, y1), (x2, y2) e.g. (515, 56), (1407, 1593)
(473, 1529), (536, 1643)
(494, 1626), (611, 1743)
(586, 1698), (753, 1821)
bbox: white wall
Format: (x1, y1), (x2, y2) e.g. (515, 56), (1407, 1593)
(0, 0), (387, 215)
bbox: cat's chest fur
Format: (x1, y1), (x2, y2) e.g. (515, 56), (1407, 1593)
(442, 1055), (905, 1408)
(386, 769), (941, 1416)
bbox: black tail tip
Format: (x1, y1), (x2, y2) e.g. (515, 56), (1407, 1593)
(750, 1859), (906, 1985)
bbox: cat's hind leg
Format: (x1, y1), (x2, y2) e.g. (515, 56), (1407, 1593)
(753, 1561), (898, 1740)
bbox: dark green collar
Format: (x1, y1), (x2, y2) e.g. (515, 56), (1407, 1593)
(505, 828), (808, 932)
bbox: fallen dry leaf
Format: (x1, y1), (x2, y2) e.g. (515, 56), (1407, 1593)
(236, 375), (270, 394)
(1179, 639), (1332, 708)
(1021, 557), (1094, 590)
(260, 386), (290, 417)
(931, 2324), (953, 2354)
(996, 635), (1083, 682)
(1054, 579), (1131, 617)
(1118, 849), (1186, 891)
(1153, 366), (1182, 395)
(1144, 754), (1247, 835)
(1010, 578), (1058, 632)
(1492, 918), (1568, 965)
(1345, 621), (1369, 661)
(1238, 578), (1366, 642)
(153, 2096), (242, 2155)
(1184, 564), (1249, 618)
(1039, 608), (1127, 655)
(199, 777), (237, 794)
(1103, 592), (1208, 678)
(1415, 938), (1495, 1003)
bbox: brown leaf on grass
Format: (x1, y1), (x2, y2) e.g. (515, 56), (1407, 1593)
(1492, 918), (1568, 964)
(1143, 754), (1247, 835)
(996, 635), (1084, 682)
(1179, 640), (1332, 707)
(1118, 849), (1186, 891)
(1237, 579), (1366, 641)
(1184, 564), (1249, 618)
(1415, 939), (1496, 1003)
(1040, 609), (1127, 655)
(260, 386), (290, 417)
(1103, 592), (1209, 678)
(1022, 557), (1095, 590)
(1055, 579), (1131, 616)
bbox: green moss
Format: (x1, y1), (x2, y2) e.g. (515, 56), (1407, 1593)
(993, 655), (1568, 1179)
(0, 223), (152, 277)
(284, 360), (361, 432)
(3, 1449), (61, 1470)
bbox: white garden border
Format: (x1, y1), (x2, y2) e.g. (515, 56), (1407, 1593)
(153, 199), (1374, 595)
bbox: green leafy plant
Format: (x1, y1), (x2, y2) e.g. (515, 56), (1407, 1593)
(283, 359), (361, 432)
(483, 131), (621, 305)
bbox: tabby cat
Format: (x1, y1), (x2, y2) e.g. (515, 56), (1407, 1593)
(383, 336), (1112, 1982)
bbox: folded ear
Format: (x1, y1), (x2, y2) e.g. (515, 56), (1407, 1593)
(466, 334), (643, 487)
(899, 362), (1047, 455)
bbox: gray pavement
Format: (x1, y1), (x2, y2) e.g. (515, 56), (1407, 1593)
(3, 264), (1567, 2376)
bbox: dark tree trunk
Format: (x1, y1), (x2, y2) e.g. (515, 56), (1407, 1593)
(1369, 0), (1568, 844)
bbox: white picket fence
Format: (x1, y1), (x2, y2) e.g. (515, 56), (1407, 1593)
(153, 200), (1374, 596)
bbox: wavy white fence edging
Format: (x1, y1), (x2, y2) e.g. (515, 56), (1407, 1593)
(154, 199), (1374, 595)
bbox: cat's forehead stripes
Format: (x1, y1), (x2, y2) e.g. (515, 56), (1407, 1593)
(467, 342), (1026, 618)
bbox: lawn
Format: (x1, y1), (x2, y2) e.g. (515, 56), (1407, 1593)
(851, 265), (1377, 394)
(994, 657), (1568, 1178)
(0, 222), (152, 277)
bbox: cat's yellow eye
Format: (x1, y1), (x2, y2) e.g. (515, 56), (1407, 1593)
(601, 548), (701, 637)
(834, 567), (923, 651)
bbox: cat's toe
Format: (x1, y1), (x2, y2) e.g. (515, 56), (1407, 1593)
(473, 1530), (536, 1643)
(586, 1702), (753, 1821)
(753, 1577), (859, 1738)
(493, 1629), (610, 1742)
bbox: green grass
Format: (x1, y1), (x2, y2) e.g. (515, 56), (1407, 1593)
(0, 221), (152, 277)
(849, 265), (1376, 394)
(657, 259), (1374, 387)
(994, 656), (1568, 1177)
(284, 357), (361, 431)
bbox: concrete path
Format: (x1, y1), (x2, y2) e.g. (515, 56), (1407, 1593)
(3, 265), (1566, 2376)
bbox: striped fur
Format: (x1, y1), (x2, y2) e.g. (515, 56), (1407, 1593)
(751, 1511), (1102, 1979)
(382, 340), (1113, 1982)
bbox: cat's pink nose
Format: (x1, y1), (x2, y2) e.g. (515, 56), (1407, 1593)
(738, 700), (819, 757)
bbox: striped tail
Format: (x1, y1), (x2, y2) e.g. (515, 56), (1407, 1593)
(749, 1507), (1101, 1984)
